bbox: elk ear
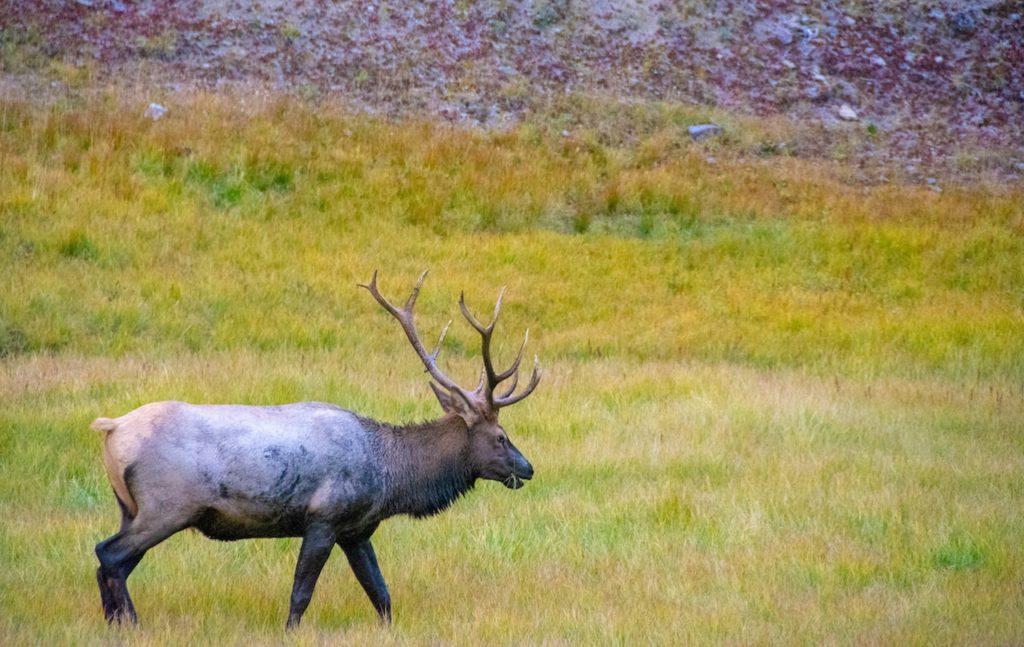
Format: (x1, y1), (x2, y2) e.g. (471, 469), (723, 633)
(429, 381), (454, 411)
(429, 382), (481, 426)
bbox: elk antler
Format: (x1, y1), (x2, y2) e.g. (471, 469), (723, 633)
(359, 271), (468, 398)
(360, 271), (540, 411)
(458, 289), (541, 409)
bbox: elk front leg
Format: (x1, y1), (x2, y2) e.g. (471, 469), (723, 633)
(286, 523), (336, 630)
(341, 538), (392, 623)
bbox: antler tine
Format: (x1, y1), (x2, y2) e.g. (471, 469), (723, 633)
(405, 269), (429, 311)
(459, 289), (499, 389)
(493, 328), (528, 383)
(430, 320), (452, 361)
(359, 271), (465, 395)
(358, 270), (401, 318)
(491, 286), (505, 328)
(458, 289), (499, 335)
(493, 355), (541, 408)
(497, 367), (519, 399)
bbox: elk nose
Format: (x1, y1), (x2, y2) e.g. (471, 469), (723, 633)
(516, 455), (534, 480)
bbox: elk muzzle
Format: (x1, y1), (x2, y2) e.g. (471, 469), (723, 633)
(504, 448), (534, 490)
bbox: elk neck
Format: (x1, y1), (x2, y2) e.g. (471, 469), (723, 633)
(370, 412), (476, 519)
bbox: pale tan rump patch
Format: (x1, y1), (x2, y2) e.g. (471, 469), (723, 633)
(91, 401), (177, 518)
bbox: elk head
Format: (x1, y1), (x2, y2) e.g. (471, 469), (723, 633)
(360, 271), (540, 489)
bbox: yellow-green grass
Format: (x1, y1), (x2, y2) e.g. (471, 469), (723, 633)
(1, 89), (1022, 644)
(2, 90), (1022, 377)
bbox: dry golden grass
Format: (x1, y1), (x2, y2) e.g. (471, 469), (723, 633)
(1, 354), (1021, 645)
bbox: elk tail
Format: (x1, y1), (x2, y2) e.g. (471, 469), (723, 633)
(90, 417), (139, 518)
(91, 417), (118, 433)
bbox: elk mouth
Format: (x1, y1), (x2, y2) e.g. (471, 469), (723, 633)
(503, 471), (531, 490)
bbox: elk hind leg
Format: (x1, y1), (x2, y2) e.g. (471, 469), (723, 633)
(95, 510), (185, 624)
(95, 534), (144, 624)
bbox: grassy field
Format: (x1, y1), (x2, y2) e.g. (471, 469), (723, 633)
(1, 89), (1023, 645)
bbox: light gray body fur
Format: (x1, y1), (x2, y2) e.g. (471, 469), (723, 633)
(102, 401), (387, 541)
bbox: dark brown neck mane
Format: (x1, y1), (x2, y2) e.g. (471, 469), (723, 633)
(372, 413), (477, 519)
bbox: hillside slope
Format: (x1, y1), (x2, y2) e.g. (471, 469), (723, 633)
(2, 0), (1022, 182)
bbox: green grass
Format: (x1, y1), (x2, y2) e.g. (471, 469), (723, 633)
(1, 89), (1022, 645)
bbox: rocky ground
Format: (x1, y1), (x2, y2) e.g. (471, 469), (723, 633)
(2, 0), (1022, 183)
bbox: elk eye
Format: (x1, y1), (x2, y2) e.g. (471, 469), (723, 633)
(498, 435), (508, 446)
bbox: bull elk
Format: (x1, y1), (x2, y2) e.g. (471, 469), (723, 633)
(91, 271), (540, 628)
